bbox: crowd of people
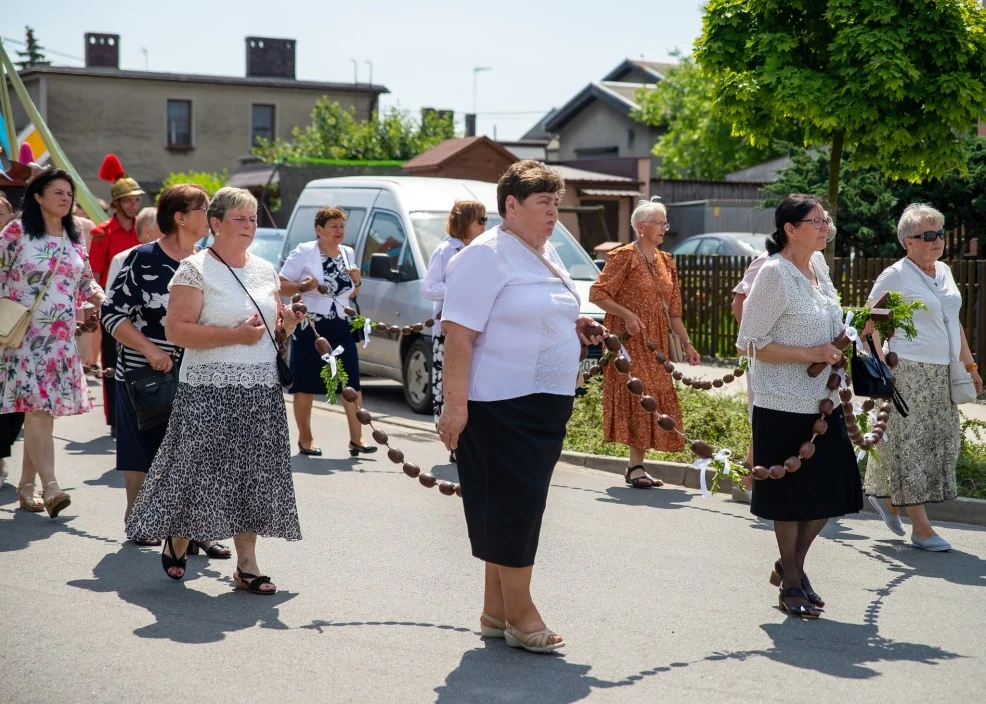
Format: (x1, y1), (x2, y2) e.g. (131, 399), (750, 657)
(0, 156), (977, 647)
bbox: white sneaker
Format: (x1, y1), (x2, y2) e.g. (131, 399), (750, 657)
(868, 495), (905, 537)
(731, 485), (752, 504)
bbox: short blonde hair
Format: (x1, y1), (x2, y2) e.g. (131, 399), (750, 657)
(631, 198), (668, 235)
(136, 207), (157, 239)
(208, 187), (257, 225)
(446, 200), (486, 240)
(897, 203), (945, 247)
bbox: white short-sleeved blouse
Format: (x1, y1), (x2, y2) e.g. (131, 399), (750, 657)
(736, 252), (844, 414)
(442, 227), (581, 402)
(867, 258), (962, 365)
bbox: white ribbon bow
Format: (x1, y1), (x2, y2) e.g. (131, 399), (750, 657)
(363, 318), (372, 349)
(321, 345), (345, 377)
(843, 310), (861, 349)
(695, 448), (732, 499)
(619, 345), (632, 363)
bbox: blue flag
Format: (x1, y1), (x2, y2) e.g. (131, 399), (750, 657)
(0, 112), (11, 160)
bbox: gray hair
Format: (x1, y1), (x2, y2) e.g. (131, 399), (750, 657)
(135, 207), (157, 240)
(630, 198), (668, 235)
(208, 187), (258, 225)
(897, 203), (945, 247)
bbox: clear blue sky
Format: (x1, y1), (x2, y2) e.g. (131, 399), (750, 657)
(3, 1), (705, 140)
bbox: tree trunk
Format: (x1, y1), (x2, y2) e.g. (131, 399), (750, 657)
(825, 131), (844, 265)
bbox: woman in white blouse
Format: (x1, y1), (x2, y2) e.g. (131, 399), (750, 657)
(737, 194), (866, 619)
(126, 187), (303, 593)
(439, 161), (605, 653)
(422, 200), (487, 461)
(864, 204), (981, 552)
(280, 207), (375, 458)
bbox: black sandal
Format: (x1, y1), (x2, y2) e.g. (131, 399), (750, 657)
(298, 442), (323, 457)
(770, 560), (824, 608)
(349, 441), (378, 457)
(132, 537), (162, 547)
(778, 587), (821, 619)
(234, 569), (277, 595)
(161, 536), (188, 581)
(624, 465), (662, 488)
(188, 540), (232, 559)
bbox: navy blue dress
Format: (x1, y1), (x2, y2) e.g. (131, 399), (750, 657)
(289, 252), (361, 394)
(102, 242), (183, 472)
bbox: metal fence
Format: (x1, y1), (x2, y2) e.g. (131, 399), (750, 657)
(676, 255), (986, 368)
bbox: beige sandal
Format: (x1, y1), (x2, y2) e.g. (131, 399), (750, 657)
(504, 623), (565, 653)
(480, 612), (506, 638)
(18, 483), (44, 513)
(43, 481), (71, 519)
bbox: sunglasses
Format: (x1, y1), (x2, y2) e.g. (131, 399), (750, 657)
(911, 229), (945, 242)
(476, 217), (488, 225)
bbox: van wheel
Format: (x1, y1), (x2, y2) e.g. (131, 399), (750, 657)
(402, 337), (433, 415)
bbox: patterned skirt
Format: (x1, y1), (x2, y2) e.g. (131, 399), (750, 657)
(432, 334), (445, 429)
(126, 382), (302, 542)
(864, 359), (960, 506)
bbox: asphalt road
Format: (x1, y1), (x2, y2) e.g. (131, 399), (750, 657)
(2, 384), (985, 703)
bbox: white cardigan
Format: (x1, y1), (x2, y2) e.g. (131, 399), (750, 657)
(279, 240), (357, 317)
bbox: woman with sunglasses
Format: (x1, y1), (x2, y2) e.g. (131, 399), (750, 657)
(864, 204), (980, 552)
(422, 200), (487, 461)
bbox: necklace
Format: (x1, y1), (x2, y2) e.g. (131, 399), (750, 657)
(634, 241), (658, 275)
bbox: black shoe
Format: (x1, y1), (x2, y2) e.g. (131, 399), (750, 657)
(187, 540), (232, 559)
(110, 426), (117, 439)
(349, 442), (378, 457)
(449, 450), (457, 464)
(161, 536), (188, 581)
(298, 442), (323, 457)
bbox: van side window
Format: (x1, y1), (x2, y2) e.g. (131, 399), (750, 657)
(282, 205), (366, 260)
(362, 211), (418, 281)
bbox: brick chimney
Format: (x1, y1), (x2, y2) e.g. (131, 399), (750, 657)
(85, 33), (120, 69)
(245, 37), (296, 79)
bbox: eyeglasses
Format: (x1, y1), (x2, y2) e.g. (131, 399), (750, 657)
(643, 221), (671, 231)
(794, 217), (831, 230)
(910, 229), (945, 242)
(476, 217), (488, 225)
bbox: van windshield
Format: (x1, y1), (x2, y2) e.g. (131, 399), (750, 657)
(409, 212), (600, 281)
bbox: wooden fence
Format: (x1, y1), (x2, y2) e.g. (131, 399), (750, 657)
(676, 255), (986, 368)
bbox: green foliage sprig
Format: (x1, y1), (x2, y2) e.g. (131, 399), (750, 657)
(156, 170), (228, 200)
(350, 315), (367, 334)
(847, 291), (926, 343)
(319, 360), (349, 405)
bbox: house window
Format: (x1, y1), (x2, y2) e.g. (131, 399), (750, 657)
(166, 99), (192, 149)
(251, 104), (276, 146)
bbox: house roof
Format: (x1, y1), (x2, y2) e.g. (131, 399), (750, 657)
(402, 136), (517, 171)
(724, 155), (795, 183)
(544, 81), (654, 133)
(16, 65), (389, 94)
(550, 164), (635, 184)
(602, 59), (676, 83)
(521, 109), (559, 141)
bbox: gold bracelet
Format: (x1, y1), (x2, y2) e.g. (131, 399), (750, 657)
(966, 363), (978, 372)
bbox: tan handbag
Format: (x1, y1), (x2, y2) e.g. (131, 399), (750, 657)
(663, 301), (685, 364)
(0, 235), (68, 348)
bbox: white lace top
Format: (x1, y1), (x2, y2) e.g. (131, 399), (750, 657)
(736, 252), (844, 414)
(169, 250), (281, 388)
(442, 227), (581, 402)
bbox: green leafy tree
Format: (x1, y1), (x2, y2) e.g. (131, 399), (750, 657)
(254, 100), (456, 163)
(696, 0), (986, 217)
(631, 52), (795, 180)
(15, 26), (50, 70)
(156, 170), (228, 201)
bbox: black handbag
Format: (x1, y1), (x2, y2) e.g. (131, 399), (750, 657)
(123, 361), (179, 431)
(850, 334), (909, 416)
(208, 248), (294, 390)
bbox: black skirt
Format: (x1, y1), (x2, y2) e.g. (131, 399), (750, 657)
(456, 393), (574, 568)
(751, 405), (863, 521)
(115, 378), (169, 473)
(289, 316), (360, 394)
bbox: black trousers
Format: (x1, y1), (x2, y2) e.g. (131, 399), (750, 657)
(101, 327), (117, 428)
(0, 412), (24, 459)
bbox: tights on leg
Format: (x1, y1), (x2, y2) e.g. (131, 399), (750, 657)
(795, 518), (828, 576)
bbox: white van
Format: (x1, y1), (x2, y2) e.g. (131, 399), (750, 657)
(280, 176), (604, 413)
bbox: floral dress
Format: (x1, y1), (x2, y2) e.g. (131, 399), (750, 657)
(0, 220), (102, 417)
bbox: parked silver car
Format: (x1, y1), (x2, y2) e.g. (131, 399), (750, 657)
(670, 232), (767, 257)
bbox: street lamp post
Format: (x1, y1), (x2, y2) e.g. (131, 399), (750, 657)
(472, 66), (491, 115)
(351, 59), (358, 84)
(365, 60), (373, 86)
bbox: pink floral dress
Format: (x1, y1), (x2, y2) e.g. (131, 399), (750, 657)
(0, 220), (102, 416)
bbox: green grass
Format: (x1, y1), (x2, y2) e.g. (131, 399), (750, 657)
(566, 377), (986, 500)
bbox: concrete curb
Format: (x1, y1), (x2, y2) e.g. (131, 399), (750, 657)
(559, 450), (986, 528)
(298, 397), (986, 528)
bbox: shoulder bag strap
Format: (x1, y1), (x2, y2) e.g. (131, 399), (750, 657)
(903, 258), (957, 362)
(501, 228), (579, 301)
(207, 248), (279, 350)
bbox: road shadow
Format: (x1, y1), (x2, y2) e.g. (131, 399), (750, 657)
(289, 453), (390, 477)
(435, 641), (632, 703)
(68, 545), (296, 643)
(83, 467), (125, 489)
(869, 540), (986, 588)
(0, 508), (121, 554)
(297, 618), (473, 635)
(56, 432), (115, 457)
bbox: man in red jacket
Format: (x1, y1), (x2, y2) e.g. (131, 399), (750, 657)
(91, 155), (144, 436)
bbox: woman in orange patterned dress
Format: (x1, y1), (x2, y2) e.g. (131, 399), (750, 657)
(589, 199), (701, 487)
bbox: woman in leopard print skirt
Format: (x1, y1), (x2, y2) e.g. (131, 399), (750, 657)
(126, 188), (303, 594)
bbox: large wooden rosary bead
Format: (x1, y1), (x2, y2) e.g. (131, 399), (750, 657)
(599, 357), (610, 369)
(438, 481), (457, 496)
(401, 326), (413, 336)
(752, 465), (770, 480)
(372, 429), (389, 444)
(418, 474), (438, 488)
(387, 448), (404, 464)
(862, 399), (876, 412)
(885, 351), (899, 368)
(783, 457), (802, 473)
(672, 371), (683, 381)
(702, 381), (713, 391)
(712, 379), (724, 388)
(291, 302), (308, 315)
(657, 415), (676, 431)
(342, 387), (359, 403)
(723, 374), (734, 383)
(640, 396), (658, 413)
(291, 293), (303, 303)
(682, 377), (693, 386)
(812, 418), (829, 436)
(691, 440), (714, 459)
(627, 378), (645, 396)
(733, 368), (744, 377)
(876, 411), (890, 423)
(315, 337), (332, 355)
(316, 284), (329, 295)
(425, 319), (436, 327)
(375, 322), (389, 332)
(655, 351), (667, 363)
(604, 335), (622, 353)
(589, 365), (602, 376)
(799, 441), (816, 460)
(819, 399), (835, 416)
(664, 362), (675, 374)
(388, 325), (401, 335)
(402, 462), (421, 478)
(412, 323), (424, 332)
(614, 356), (631, 374)
(344, 307), (358, 317)
(880, 401), (893, 414)
(454, 484), (463, 497)
(827, 373), (842, 391)
(648, 340), (658, 353)
(839, 388), (853, 403)
(356, 409), (372, 425)
(768, 465), (787, 479)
